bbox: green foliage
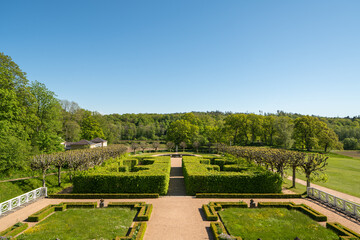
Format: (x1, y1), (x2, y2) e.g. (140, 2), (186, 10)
(326, 222), (360, 239)
(0, 174), (72, 203)
(196, 193), (302, 198)
(80, 111), (105, 140)
(166, 119), (199, 145)
(73, 156), (171, 195)
(50, 193), (159, 199)
(182, 156), (282, 195)
(0, 222), (28, 238)
(29, 81), (63, 154)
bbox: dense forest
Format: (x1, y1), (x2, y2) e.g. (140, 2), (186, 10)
(2, 52), (360, 175)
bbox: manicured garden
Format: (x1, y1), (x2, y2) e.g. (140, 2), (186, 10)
(17, 207), (137, 240)
(204, 201), (360, 240)
(219, 208), (338, 240)
(1, 201), (152, 240)
(73, 156), (171, 195)
(183, 156), (282, 195)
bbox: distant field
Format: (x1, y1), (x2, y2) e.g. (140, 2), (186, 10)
(288, 152), (360, 198)
(334, 150), (360, 159)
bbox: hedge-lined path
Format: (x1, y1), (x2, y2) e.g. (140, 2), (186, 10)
(1, 197), (359, 239)
(1, 156), (359, 239)
(287, 176), (360, 204)
(167, 157), (187, 196)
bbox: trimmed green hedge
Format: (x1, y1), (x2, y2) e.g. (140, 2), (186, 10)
(107, 202), (145, 208)
(326, 222), (360, 240)
(137, 204), (153, 221)
(183, 156), (282, 195)
(27, 202), (97, 222)
(0, 222), (28, 238)
(203, 201), (248, 221)
(27, 204), (57, 222)
(73, 156), (171, 195)
(257, 202), (327, 222)
(63, 202), (97, 208)
(49, 193), (159, 199)
(115, 222), (147, 240)
(107, 202), (152, 221)
(196, 193), (302, 198)
(210, 222), (242, 240)
(202, 204), (218, 221)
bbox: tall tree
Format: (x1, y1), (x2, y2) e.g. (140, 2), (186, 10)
(293, 116), (322, 151)
(274, 116), (294, 149)
(30, 81), (63, 153)
(80, 111), (105, 140)
(166, 119), (199, 145)
(0, 52), (36, 174)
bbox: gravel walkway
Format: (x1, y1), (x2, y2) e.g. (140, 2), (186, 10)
(1, 157), (359, 239)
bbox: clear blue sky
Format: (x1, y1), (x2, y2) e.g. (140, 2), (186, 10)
(1, 0), (360, 117)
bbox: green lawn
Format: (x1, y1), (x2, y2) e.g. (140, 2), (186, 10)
(0, 174), (72, 203)
(288, 153), (360, 198)
(282, 178), (307, 195)
(17, 208), (137, 240)
(219, 208), (338, 240)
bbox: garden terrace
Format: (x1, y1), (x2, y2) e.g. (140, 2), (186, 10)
(204, 201), (357, 240)
(73, 156), (171, 195)
(182, 156), (282, 195)
(9, 201), (151, 240)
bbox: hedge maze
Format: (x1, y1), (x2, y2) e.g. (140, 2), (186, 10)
(183, 156), (282, 195)
(4, 201), (152, 240)
(73, 156), (171, 195)
(203, 201), (360, 240)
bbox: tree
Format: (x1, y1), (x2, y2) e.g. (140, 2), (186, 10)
(293, 116), (323, 151)
(152, 142), (160, 152)
(224, 114), (249, 145)
(30, 81), (63, 153)
(131, 142), (139, 154)
(274, 116), (294, 149)
(80, 111), (105, 140)
(262, 115), (276, 145)
(53, 152), (67, 187)
(140, 142), (147, 153)
(30, 154), (54, 187)
(299, 154), (328, 188)
(288, 151), (306, 188)
(179, 142), (187, 152)
(193, 141), (200, 153)
(0, 52), (36, 174)
(318, 126), (342, 152)
(166, 141), (175, 152)
(248, 114), (263, 144)
(166, 119), (199, 145)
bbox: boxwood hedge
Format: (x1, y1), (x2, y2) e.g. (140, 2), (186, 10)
(73, 156), (171, 195)
(183, 156), (282, 195)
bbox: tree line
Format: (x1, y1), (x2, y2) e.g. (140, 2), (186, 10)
(1, 52), (358, 176)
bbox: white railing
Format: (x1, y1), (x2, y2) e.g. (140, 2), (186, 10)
(307, 187), (360, 220)
(0, 187), (47, 216)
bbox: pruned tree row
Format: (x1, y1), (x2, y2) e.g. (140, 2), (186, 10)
(223, 146), (328, 188)
(30, 144), (127, 187)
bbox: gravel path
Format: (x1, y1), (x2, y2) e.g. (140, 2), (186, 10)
(1, 157), (359, 239)
(287, 176), (360, 204)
